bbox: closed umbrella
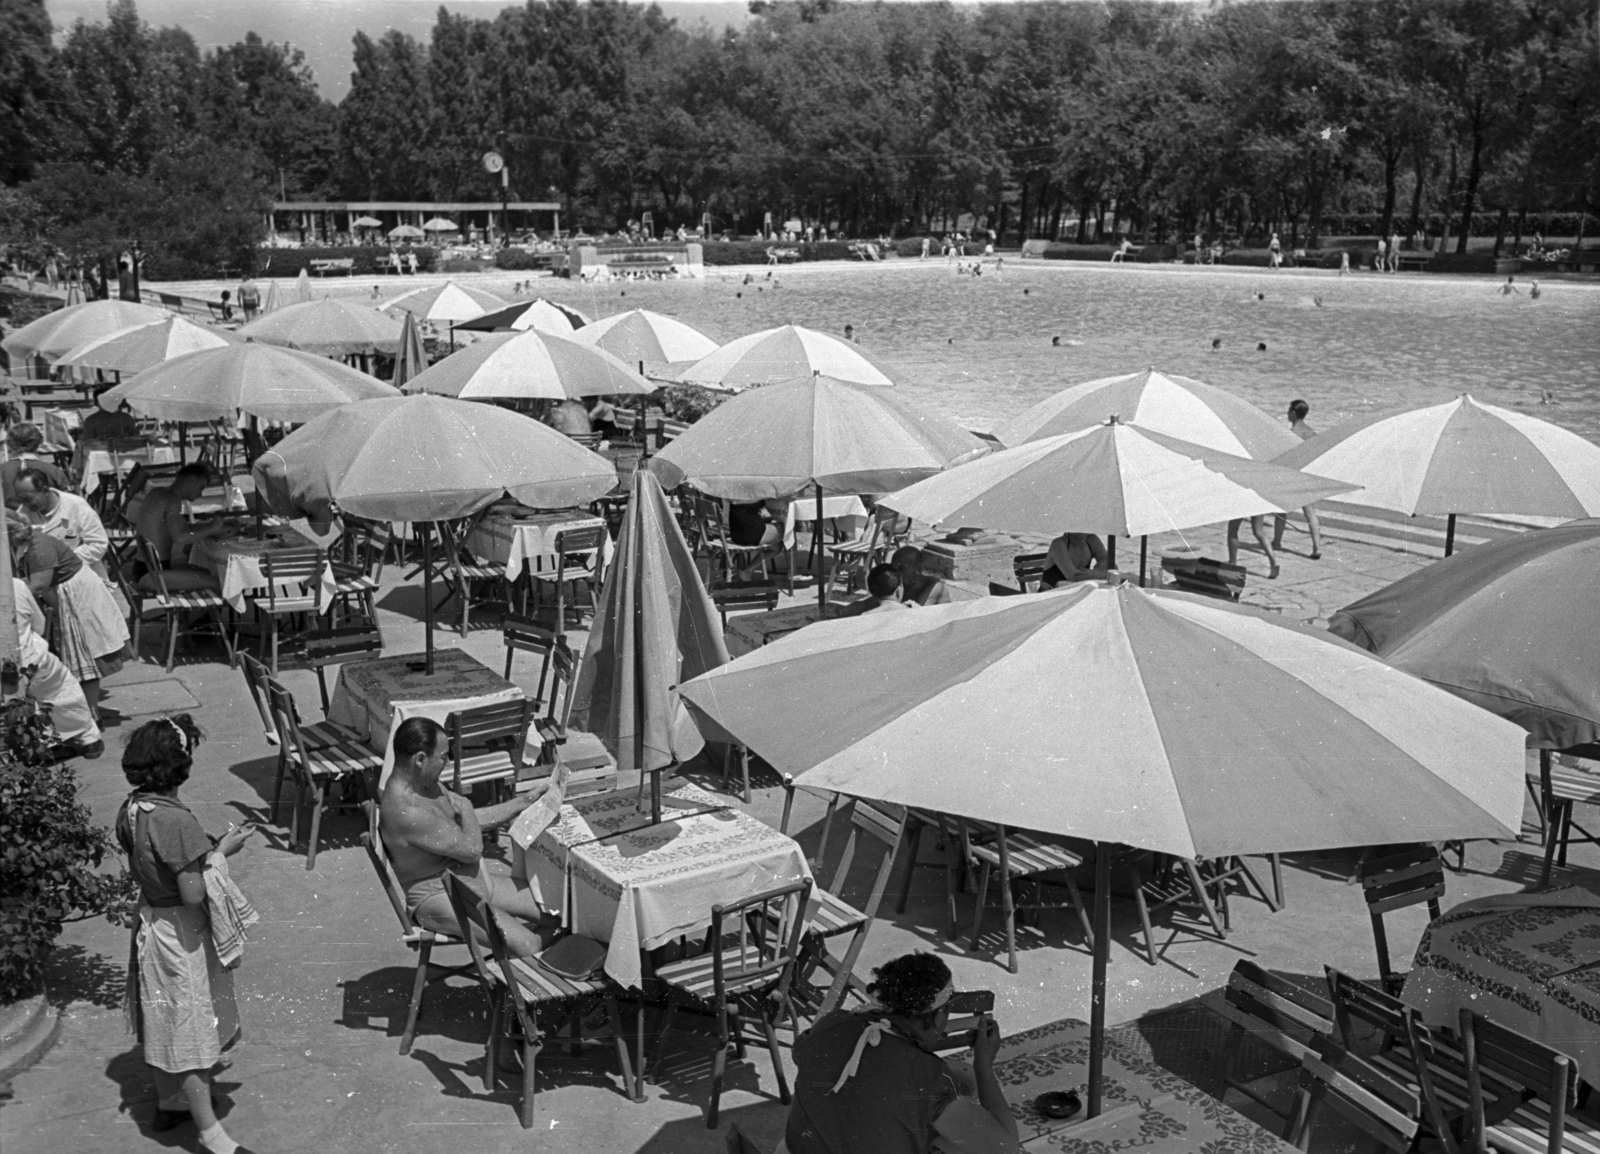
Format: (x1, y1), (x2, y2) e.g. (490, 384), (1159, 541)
(572, 309), (719, 365)
(883, 418), (1355, 583)
(674, 324), (901, 391)
(455, 299), (590, 335)
(58, 315), (233, 375)
(404, 328), (650, 400)
(391, 311), (427, 390)
(1330, 518), (1600, 751)
(995, 368), (1297, 458)
(1276, 394), (1600, 554)
(650, 374), (987, 607)
(388, 224), (425, 240)
(571, 470), (728, 821)
(679, 583), (1527, 1116)
(261, 280), (281, 314)
(380, 280), (506, 325)
(295, 268), (314, 303)
(252, 394), (617, 669)
(237, 297), (404, 357)
(1, 299), (169, 366)
(102, 343), (397, 423)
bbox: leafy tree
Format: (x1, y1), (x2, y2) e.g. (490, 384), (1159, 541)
(0, 0), (55, 184)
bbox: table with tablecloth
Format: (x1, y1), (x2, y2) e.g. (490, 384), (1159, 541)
(191, 528), (339, 613)
(78, 443), (179, 495)
(326, 649), (524, 790)
(968, 1017), (1297, 1152)
(463, 507), (612, 580)
(724, 598), (866, 657)
(1405, 887), (1600, 1079)
(520, 781), (812, 990)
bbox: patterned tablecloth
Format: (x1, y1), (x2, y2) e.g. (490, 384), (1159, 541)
(723, 599), (864, 658)
(192, 529), (338, 613)
(463, 508), (611, 581)
(1405, 887), (1600, 1079)
(326, 649), (524, 790)
(976, 1018), (1296, 1152)
(520, 781), (812, 990)
(79, 444), (180, 495)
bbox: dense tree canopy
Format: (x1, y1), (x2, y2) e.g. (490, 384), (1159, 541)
(5, 0), (1596, 274)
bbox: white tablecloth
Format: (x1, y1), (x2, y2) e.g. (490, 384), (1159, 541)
(80, 444), (179, 494)
(520, 781), (811, 989)
(326, 649), (525, 790)
(464, 509), (611, 581)
(192, 529), (338, 613)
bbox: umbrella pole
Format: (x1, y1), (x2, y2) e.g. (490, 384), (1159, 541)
(1106, 535), (1116, 571)
(423, 522), (435, 675)
(1088, 845), (1112, 1119)
(1444, 514), (1457, 557)
(178, 421), (188, 465)
(637, 365), (650, 461)
(1139, 536), (1148, 587)
(816, 484), (827, 612)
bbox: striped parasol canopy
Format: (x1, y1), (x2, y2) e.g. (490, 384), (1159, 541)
(379, 280), (506, 324)
(403, 328), (650, 400)
(455, 298), (591, 335)
(674, 324), (902, 391)
(994, 368), (1296, 458)
(58, 315), (233, 375)
(572, 309), (718, 366)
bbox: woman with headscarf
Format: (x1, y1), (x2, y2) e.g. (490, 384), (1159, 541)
(117, 715), (261, 1154)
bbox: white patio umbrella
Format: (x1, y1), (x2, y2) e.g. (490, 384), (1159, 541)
(679, 584), (1528, 1117)
(388, 224), (425, 240)
(237, 298), (404, 357)
(421, 217), (459, 233)
(379, 280), (507, 325)
(1276, 394), (1600, 554)
(1, 299), (170, 367)
(352, 215), (383, 228)
(674, 324), (901, 391)
(57, 315), (233, 376)
(573, 309), (719, 366)
(403, 328), (651, 400)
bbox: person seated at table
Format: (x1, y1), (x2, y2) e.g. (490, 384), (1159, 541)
(728, 500), (781, 548)
(1039, 532), (1110, 587)
(786, 951), (1021, 1154)
(1, 424), (69, 504)
(839, 564), (913, 617)
(544, 399), (592, 437)
(892, 546), (951, 606)
(587, 396), (617, 440)
(132, 462), (225, 591)
(79, 389), (142, 442)
(379, 718), (560, 958)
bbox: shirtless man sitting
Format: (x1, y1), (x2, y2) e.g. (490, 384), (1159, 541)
(891, 546), (951, 606)
(131, 462), (225, 591)
(379, 717), (559, 956)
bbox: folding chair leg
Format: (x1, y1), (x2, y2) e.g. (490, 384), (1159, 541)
(763, 1004), (791, 1104)
(483, 991), (502, 1092)
(271, 750), (288, 822)
(520, 1034), (537, 1130)
(819, 926), (869, 1016)
(1064, 877), (1094, 951)
(1269, 853), (1285, 908)
(635, 1001), (647, 1100)
(648, 994), (678, 1084)
(895, 819), (924, 914)
(1233, 856), (1280, 912)
(317, 667), (331, 714)
(305, 778), (328, 870)
(400, 941), (432, 1055)
(1184, 859), (1227, 939)
(706, 1004), (730, 1129)
(1370, 911), (1394, 990)
(607, 998), (643, 1103)
(967, 860), (991, 952)
(164, 610), (179, 672)
(1540, 804), (1567, 887)
(1130, 863), (1158, 966)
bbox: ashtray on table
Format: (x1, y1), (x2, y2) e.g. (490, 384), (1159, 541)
(1034, 1090), (1082, 1120)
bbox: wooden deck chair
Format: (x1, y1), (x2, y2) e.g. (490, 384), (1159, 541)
(1288, 1039), (1423, 1152)
(502, 613), (559, 705)
(1204, 960), (1336, 1125)
(1459, 1009), (1591, 1154)
(359, 801), (474, 1055)
(445, 698), (537, 797)
(443, 874), (640, 1129)
(135, 538), (235, 672)
(330, 519), (389, 634)
(241, 652), (364, 816)
(1012, 552), (1050, 592)
(958, 820), (1094, 973)
(436, 520), (510, 638)
(267, 678), (381, 869)
(301, 621), (384, 714)
(528, 525), (606, 632)
(256, 546), (326, 673)
(1358, 844), (1445, 993)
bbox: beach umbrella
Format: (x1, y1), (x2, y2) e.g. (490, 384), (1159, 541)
(649, 374), (987, 606)
(388, 224), (425, 240)
(674, 324), (901, 391)
(422, 217), (459, 233)
(352, 215), (383, 228)
(252, 394), (617, 670)
(679, 583), (1528, 1117)
(1276, 394), (1600, 554)
(882, 418), (1355, 582)
(572, 309), (719, 365)
(391, 311), (427, 390)
(1330, 518), (1600, 751)
(237, 297), (404, 357)
(295, 268), (314, 303)
(261, 281), (281, 314)
(455, 299), (590, 335)
(379, 280), (506, 325)
(404, 328), (651, 400)
(994, 368), (1297, 458)
(57, 315), (233, 375)
(1, 299), (169, 366)
(571, 470), (729, 820)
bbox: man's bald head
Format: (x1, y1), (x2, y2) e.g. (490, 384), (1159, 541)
(891, 545), (923, 574)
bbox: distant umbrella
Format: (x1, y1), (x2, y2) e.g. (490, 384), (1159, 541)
(404, 328), (650, 400)
(421, 217), (459, 233)
(352, 215), (383, 228)
(1, 299), (169, 365)
(379, 280), (506, 325)
(261, 281), (281, 314)
(388, 224), (425, 240)
(237, 298), (404, 357)
(391, 312), (427, 390)
(455, 299), (590, 335)
(295, 268), (314, 303)
(57, 315), (233, 375)
(573, 309), (719, 365)
(674, 324), (902, 390)
(103, 343), (397, 423)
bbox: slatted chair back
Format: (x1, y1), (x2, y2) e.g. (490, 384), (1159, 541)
(502, 612), (560, 700)
(302, 622), (384, 712)
(1540, 752), (1600, 888)
(1358, 844), (1446, 992)
(445, 698), (537, 791)
(362, 800), (418, 936)
(826, 800), (907, 909)
(265, 679), (313, 765)
(552, 525), (606, 579)
(541, 642), (580, 732)
(1209, 960), (1336, 1123)
(1459, 1010), (1577, 1154)
(711, 582), (780, 627)
(443, 872), (533, 1037)
(711, 879), (814, 1004)
(1291, 1040), (1423, 1153)
(1013, 552), (1050, 592)
(259, 546), (326, 612)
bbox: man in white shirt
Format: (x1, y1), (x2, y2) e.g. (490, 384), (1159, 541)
(14, 469), (109, 570)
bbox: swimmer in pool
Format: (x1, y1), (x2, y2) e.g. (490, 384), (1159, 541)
(1499, 276), (1520, 296)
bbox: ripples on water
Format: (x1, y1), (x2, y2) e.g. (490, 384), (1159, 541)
(536, 263), (1600, 443)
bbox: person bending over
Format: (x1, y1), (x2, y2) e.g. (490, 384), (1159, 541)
(1039, 532), (1109, 587)
(839, 563), (912, 616)
(785, 952), (1021, 1154)
(378, 717), (559, 957)
(892, 546), (951, 606)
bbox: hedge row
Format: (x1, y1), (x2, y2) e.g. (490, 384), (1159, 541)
(494, 248), (562, 270)
(254, 246), (439, 277)
(1318, 212), (1597, 238)
(699, 239), (858, 265)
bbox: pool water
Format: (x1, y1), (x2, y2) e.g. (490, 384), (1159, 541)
(529, 262), (1600, 443)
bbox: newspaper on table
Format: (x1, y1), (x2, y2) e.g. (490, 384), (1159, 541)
(509, 760), (570, 850)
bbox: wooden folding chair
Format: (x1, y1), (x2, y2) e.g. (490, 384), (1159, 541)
(710, 581), (779, 628)
(528, 525), (606, 631)
(445, 698), (538, 797)
(443, 874), (640, 1129)
(267, 679), (381, 869)
(1204, 960), (1336, 1125)
(1012, 552), (1050, 592)
(241, 652), (364, 814)
(256, 546), (326, 673)
(502, 612), (560, 704)
(436, 520), (510, 638)
(525, 640), (615, 796)
(649, 878), (814, 1129)
(1358, 844), (1445, 993)
(1459, 1008), (1592, 1154)
(1540, 751), (1600, 889)
(135, 538), (235, 672)
(1287, 1038), (1422, 1152)
(301, 621), (384, 713)
(330, 518), (390, 634)
(958, 820), (1094, 973)
(360, 801), (474, 1055)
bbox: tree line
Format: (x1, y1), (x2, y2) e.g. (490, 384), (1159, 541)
(2, 0), (1596, 277)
